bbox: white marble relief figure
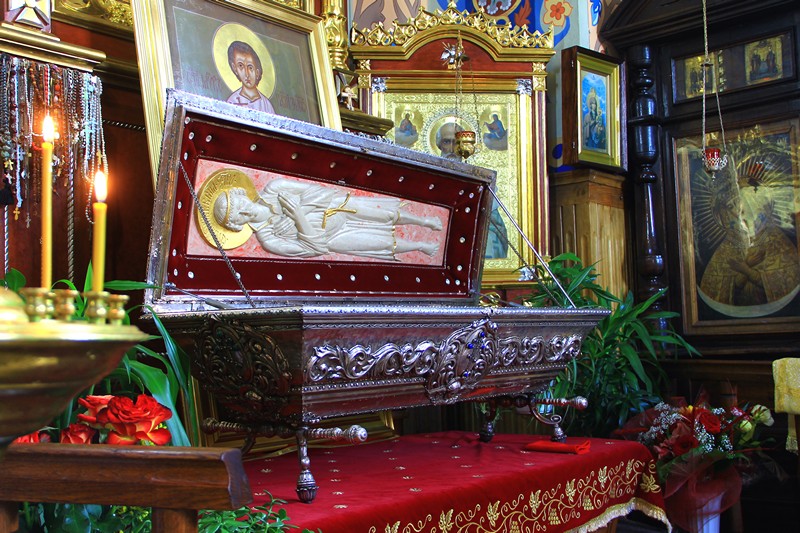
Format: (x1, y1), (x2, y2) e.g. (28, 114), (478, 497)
(213, 178), (442, 260)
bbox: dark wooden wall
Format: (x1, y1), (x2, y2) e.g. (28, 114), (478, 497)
(601, 2), (800, 529)
(602, 0), (800, 397)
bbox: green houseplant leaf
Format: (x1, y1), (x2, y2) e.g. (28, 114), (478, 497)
(523, 253), (699, 437)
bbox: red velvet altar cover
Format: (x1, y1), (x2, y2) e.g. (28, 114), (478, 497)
(246, 432), (670, 532)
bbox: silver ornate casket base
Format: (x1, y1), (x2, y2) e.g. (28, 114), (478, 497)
(166, 304), (607, 503)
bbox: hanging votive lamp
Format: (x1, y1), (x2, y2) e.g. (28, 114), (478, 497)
(455, 130), (477, 159)
(699, 0), (728, 179)
(702, 146), (727, 173)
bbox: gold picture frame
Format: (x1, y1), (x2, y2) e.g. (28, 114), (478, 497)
(672, 32), (794, 104)
(349, 2), (555, 285)
(561, 46), (626, 172)
(377, 89), (537, 284)
(674, 118), (800, 335)
(131, 0), (341, 187)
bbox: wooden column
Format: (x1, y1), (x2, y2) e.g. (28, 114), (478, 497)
(627, 44), (668, 329)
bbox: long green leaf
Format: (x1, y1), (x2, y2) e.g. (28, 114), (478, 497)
(1, 267), (26, 291)
(619, 343), (652, 390)
(104, 280), (160, 291)
(126, 359), (191, 446)
(135, 344), (181, 406)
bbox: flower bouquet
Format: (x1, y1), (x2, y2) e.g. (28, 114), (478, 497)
(621, 395), (774, 533)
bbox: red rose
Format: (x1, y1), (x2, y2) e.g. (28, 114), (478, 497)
(98, 394), (173, 446)
(12, 430), (51, 444)
(695, 408), (722, 434)
(653, 442), (675, 460)
(670, 433), (699, 456)
(60, 423), (97, 444)
(76, 395), (114, 428)
(105, 431), (140, 445)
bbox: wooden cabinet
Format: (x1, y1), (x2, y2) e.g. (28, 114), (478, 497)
(550, 169), (629, 299)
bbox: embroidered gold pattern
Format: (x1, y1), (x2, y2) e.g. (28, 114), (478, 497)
(565, 479), (576, 503)
(598, 465), (608, 485)
(640, 462), (663, 493)
(486, 501), (500, 526)
(370, 458), (670, 532)
(439, 509), (454, 532)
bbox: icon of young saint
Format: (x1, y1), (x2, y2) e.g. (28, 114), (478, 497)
(225, 41), (275, 113)
(213, 24), (277, 115)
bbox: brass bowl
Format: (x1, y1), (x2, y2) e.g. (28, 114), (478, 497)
(0, 289), (149, 459)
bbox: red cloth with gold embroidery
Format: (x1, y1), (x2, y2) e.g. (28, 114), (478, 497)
(245, 431), (670, 532)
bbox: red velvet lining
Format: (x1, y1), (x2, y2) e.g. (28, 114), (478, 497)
(245, 431), (669, 532)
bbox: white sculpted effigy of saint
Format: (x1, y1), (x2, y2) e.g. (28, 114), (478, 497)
(212, 177), (442, 260)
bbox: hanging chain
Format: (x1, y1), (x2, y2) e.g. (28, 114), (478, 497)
(714, 64), (727, 152)
(470, 65), (482, 152)
(179, 161), (256, 308)
(701, 0), (727, 154)
(701, 0), (709, 152)
(455, 32), (464, 123)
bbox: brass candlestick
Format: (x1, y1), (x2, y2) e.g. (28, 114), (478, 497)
(0, 288), (148, 460)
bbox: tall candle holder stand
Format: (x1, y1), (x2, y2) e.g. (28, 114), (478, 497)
(0, 287), (148, 460)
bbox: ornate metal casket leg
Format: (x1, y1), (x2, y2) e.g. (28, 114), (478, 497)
(295, 427), (318, 504)
(478, 401), (498, 443)
(523, 396), (588, 442)
(295, 424), (368, 503)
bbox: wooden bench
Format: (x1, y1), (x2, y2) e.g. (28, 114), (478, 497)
(0, 443), (252, 533)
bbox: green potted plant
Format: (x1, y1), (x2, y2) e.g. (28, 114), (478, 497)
(523, 253), (700, 437)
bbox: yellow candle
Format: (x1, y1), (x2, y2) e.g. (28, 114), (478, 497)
(41, 115), (55, 289)
(92, 171), (107, 293)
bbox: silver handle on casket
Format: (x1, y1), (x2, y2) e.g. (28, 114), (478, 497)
(306, 425), (368, 444)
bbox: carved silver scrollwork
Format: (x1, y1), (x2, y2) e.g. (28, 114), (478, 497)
(196, 315), (292, 424)
(308, 318), (499, 403)
(546, 334), (583, 362)
(308, 340), (438, 381)
(498, 335), (546, 365)
(309, 328), (584, 385)
(425, 318), (498, 403)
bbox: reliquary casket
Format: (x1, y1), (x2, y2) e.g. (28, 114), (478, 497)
(144, 90), (607, 502)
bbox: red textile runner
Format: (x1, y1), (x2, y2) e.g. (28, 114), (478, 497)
(245, 431), (671, 532)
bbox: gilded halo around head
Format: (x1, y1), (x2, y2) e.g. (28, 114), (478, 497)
(213, 23), (276, 99)
(195, 168), (258, 250)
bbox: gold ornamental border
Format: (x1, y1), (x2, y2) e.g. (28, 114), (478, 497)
(350, 0), (554, 62)
(366, 458), (671, 533)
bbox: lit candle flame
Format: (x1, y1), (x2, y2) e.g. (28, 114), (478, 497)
(95, 171), (108, 203)
(43, 115), (55, 143)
